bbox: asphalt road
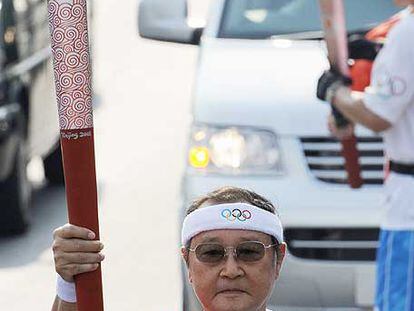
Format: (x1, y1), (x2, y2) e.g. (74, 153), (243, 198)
(0, 1), (204, 310)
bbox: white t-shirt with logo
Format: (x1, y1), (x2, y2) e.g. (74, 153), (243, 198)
(364, 9), (414, 230)
(364, 10), (414, 163)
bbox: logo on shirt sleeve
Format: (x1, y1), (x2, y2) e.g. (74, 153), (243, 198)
(374, 72), (407, 98)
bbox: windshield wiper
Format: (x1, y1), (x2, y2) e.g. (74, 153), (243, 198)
(270, 30), (325, 40)
(269, 25), (377, 41)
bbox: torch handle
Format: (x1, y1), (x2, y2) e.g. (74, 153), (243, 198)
(340, 134), (363, 188)
(331, 104), (350, 128)
(60, 129), (104, 310)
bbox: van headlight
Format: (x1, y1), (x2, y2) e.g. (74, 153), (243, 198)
(188, 125), (283, 175)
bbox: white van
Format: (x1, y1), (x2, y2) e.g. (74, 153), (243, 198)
(139, 1), (400, 309)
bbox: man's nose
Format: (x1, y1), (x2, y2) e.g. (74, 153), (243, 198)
(219, 250), (244, 279)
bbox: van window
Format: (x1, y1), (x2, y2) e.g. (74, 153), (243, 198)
(219, 0), (400, 39)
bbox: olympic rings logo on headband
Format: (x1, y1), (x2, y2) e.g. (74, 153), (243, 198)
(221, 209), (252, 222)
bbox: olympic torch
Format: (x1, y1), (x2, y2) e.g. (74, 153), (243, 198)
(47, 0), (104, 310)
(319, 0), (363, 188)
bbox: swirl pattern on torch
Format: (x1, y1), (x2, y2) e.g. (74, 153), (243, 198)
(48, 0), (93, 130)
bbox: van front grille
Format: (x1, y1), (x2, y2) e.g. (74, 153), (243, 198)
(285, 228), (379, 261)
(301, 137), (384, 185)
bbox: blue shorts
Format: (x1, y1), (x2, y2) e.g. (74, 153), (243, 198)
(375, 230), (414, 311)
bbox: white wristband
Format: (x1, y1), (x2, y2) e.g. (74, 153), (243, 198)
(57, 274), (77, 303)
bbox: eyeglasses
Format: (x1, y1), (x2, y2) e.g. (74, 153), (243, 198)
(188, 241), (278, 263)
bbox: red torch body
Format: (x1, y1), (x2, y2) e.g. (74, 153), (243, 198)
(47, 0), (104, 310)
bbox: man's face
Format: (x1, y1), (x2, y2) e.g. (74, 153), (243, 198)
(182, 229), (286, 311)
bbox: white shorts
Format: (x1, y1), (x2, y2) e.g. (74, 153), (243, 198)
(381, 172), (414, 230)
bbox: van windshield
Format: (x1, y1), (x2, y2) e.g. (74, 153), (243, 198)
(219, 0), (400, 39)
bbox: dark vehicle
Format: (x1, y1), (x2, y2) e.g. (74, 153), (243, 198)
(0, 0), (63, 234)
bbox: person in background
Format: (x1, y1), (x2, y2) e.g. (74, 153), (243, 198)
(317, 1), (414, 310)
(51, 186), (286, 311)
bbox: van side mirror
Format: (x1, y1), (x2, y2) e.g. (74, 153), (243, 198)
(138, 0), (203, 45)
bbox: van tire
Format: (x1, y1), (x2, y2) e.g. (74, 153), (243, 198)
(0, 141), (31, 234)
(44, 144), (65, 185)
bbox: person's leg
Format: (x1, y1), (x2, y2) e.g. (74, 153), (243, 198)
(375, 230), (414, 311)
(375, 229), (389, 311)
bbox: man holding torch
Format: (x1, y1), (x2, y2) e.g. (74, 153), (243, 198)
(317, 1), (414, 310)
(51, 187), (286, 311)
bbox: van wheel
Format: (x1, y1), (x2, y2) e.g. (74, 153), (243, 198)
(0, 141), (31, 234)
(43, 144), (64, 185)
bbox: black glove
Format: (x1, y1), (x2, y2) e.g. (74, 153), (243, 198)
(317, 69), (353, 128)
(316, 68), (352, 102)
(331, 105), (350, 128)
(348, 34), (383, 61)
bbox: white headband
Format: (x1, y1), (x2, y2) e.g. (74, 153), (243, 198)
(181, 203), (283, 246)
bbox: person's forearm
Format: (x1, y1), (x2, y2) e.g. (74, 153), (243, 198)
(52, 296), (77, 311)
(332, 86), (391, 132)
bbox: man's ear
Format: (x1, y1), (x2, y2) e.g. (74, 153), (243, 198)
(180, 247), (193, 283)
(181, 246), (189, 266)
(274, 243), (287, 280)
